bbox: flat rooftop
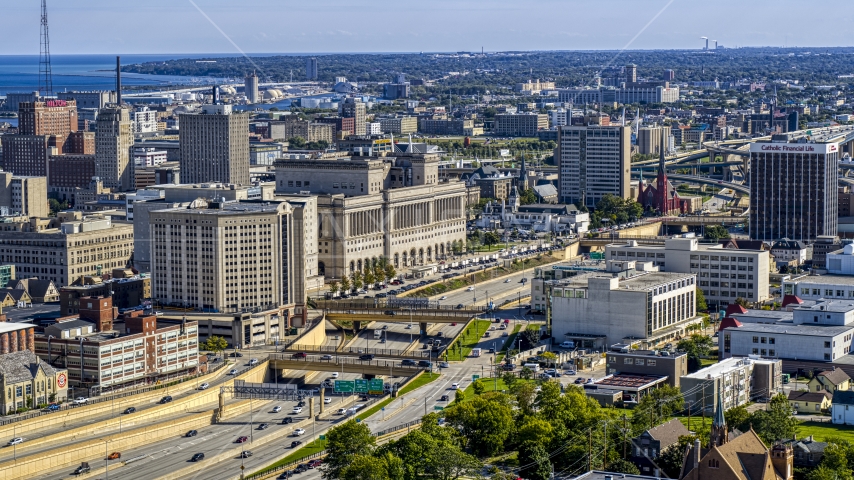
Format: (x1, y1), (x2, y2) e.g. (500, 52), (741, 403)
(795, 300), (854, 313)
(594, 373), (668, 391)
(0, 322), (32, 334)
(786, 274), (854, 286)
(159, 202), (283, 216)
(549, 270), (694, 291)
(723, 323), (854, 337)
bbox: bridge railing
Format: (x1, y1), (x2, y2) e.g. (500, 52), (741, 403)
(282, 344), (433, 359)
(269, 353), (433, 371)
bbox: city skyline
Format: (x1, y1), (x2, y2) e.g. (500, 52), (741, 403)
(2, 0), (854, 55)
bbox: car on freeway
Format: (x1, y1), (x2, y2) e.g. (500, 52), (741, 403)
(236, 436), (249, 443)
(294, 428), (306, 436)
(123, 407), (136, 414)
(258, 423), (269, 430)
(290, 440), (302, 448)
(291, 352), (307, 359)
(45, 403), (61, 412)
(282, 417), (293, 424)
(186, 430), (198, 437)
(337, 408), (347, 415)
(240, 451), (253, 458)
(358, 354), (375, 361)
(309, 460), (324, 468)
(160, 395), (173, 404)
(198, 382), (209, 390)
(320, 354), (333, 360)
(401, 359), (417, 366)
(191, 453), (205, 462)
(293, 407), (303, 414)
(331, 372), (339, 378)
(504, 278), (511, 283)
(438, 361), (449, 368)
(228, 369), (238, 375)
(439, 395), (449, 401)
(272, 405), (282, 413)
(249, 358), (259, 366)
(8, 437), (23, 446)
(73, 463), (91, 475)
(324, 397), (332, 404)
(108, 452), (121, 460)
(405, 324), (412, 329)
(451, 382), (460, 389)
(455, 304), (464, 309)
(439, 296), (447, 300)
(73, 397), (88, 405)
(466, 286), (474, 291)
(296, 400), (306, 407)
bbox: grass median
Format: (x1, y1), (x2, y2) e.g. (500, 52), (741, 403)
(446, 320), (494, 361)
(495, 324), (523, 363)
(356, 373), (442, 421)
(248, 438), (327, 477)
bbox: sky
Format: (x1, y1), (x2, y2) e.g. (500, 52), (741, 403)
(2, 0), (854, 55)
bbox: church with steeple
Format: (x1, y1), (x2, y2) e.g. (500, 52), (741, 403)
(679, 393), (793, 480)
(636, 128), (699, 215)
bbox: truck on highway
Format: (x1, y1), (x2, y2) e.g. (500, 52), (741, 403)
(471, 348), (482, 357)
(373, 329), (382, 339)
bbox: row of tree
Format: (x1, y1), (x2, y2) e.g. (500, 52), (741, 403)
(329, 257), (397, 295)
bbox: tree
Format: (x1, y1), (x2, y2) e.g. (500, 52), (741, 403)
(384, 264), (396, 284)
(512, 381), (538, 417)
(472, 379), (485, 396)
(364, 269), (376, 288)
(339, 455), (390, 480)
(425, 440), (482, 480)
(520, 189), (538, 205)
(202, 336), (228, 354)
(340, 275), (351, 294)
(631, 385), (685, 433)
(750, 393), (797, 445)
(288, 136), (307, 148)
(725, 404), (751, 433)
(48, 198), (69, 216)
(677, 334), (714, 373)
(444, 394), (514, 457)
(518, 441), (552, 480)
(658, 435), (702, 478)
(483, 231), (501, 247)
(695, 288), (708, 312)
(351, 271), (363, 292)
(517, 418), (554, 447)
(704, 225), (730, 241)
(501, 372), (517, 391)
(608, 458), (641, 475)
(322, 420), (377, 480)
(329, 281), (340, 296)
(734, 297), (749, 308)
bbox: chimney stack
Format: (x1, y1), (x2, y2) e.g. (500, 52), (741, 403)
(116, 56), (122, 105)
(693, 438), (701, 469)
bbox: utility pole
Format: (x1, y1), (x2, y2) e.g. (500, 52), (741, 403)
(603, 420), (608, 471)
(588, 429), (592, 472)
(702, 384), (706, 427)
(622, 414), (628, 459)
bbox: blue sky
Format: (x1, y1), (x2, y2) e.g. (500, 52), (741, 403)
(3, 0), (854, 55)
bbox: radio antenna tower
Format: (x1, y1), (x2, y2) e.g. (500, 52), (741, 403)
(39, 0), (53, 95)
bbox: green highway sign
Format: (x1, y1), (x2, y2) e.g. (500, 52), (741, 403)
(334, 380), (354, 393)
(434, 406), (444, 411)
(472, 375), (480, 381)
(369, 379), (384, 392)
(319, 435), (326, 441)
(355, 379), (369, 393)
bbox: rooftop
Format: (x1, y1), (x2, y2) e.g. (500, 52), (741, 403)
(0, 350), (59, 385)
(788, 275), (854, 286)
(0, 322), (32, 335)
(795, 300), (854, 314)
(593, 373), (668, 391)
(684, 356), (774, 379)
(723, 322), (854, 337)
(549, 270), (695, 292)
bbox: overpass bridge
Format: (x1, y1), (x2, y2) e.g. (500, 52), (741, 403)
(580, 236), (667, 247)
(633, 160), (744, 171)
(269, 353), (427, 377)
(630, 172), (750, 194)
(660, 216), (746, 226)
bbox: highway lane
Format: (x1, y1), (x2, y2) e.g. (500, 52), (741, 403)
(433, 268), (533, 309)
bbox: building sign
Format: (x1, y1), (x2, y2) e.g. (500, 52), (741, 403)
(57, 373), (67, 389)
(45, 100), (68, 108)
(750, 142), (838, 154)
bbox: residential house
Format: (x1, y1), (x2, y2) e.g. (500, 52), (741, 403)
(771, 239), (808, 269)
(787, 390), (832, 413)
(631, 418), (690, 477)
(808, 368), (851, 393)
(783, 436), (827, 468)
(12, 278), (59, 303)
(0, 289), (32, 308)
(832, 390), (854, 425)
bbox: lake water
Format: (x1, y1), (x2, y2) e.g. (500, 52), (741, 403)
(0, 54), (234, 96)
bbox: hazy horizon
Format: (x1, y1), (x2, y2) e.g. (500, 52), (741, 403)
(2, 0), (853, 56)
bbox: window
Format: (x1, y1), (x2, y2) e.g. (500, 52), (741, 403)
(769, 349), (775, 356)
(624, 358), (633, 364)
(752, 348), (759, 354)
(825, 342), (832, 348)
(647, 360), (656, 366)
(635, 359), (645, 365)
(752, 336), (759, 343)
(769, 337), (775, 345)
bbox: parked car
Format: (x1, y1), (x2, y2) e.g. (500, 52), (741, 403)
(198, 382), (209, 390)
(230, 352), (244, 357)
(73, 397), (88, 405)
(186, 430), (198, 437)
(191, 453), (205, 462)
(123, 407), (136, 414)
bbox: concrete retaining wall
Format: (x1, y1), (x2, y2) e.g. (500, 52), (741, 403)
(0, 362), (269, 480)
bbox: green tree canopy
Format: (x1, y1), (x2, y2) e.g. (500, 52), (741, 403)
(202, 336), (228, 353)
(704, 225), (730, 241)
(322, 420), (377, 480)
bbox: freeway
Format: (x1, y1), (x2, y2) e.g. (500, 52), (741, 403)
(429, 267), (535, 310)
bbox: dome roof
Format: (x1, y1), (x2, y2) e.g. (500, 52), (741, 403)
(844, 244), (854, 255)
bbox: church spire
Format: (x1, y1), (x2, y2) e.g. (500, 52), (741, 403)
(658, 127), (667, 176)
(710, 390), (728, 447)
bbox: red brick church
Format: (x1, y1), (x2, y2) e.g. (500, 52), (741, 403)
(637, 130), (696, 215)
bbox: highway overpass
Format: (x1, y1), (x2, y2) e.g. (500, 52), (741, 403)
(269, 353), (427, 376)
(629, 172), (749, 194)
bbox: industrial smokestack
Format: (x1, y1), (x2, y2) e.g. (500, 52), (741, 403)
(116, 56), (122, 105)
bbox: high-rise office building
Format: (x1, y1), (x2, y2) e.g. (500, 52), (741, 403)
(179, 105), (250, 185)
(149, 200), (300, 313)
(625, 64), (638, 83)
(637, 126), (667, 155)
(341, 98), (366, 136)
(244, 71), (259, 104)
(663, 69), (676, 81)
(18, 99), (78, 136)
(556, 125), (631, 208)
(95, 107), (134, 191)
(0, 173), (49, 218)
(306, 57), (318, 80)
(2, 98), (80, 177)
(749, 134), (840, 242)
